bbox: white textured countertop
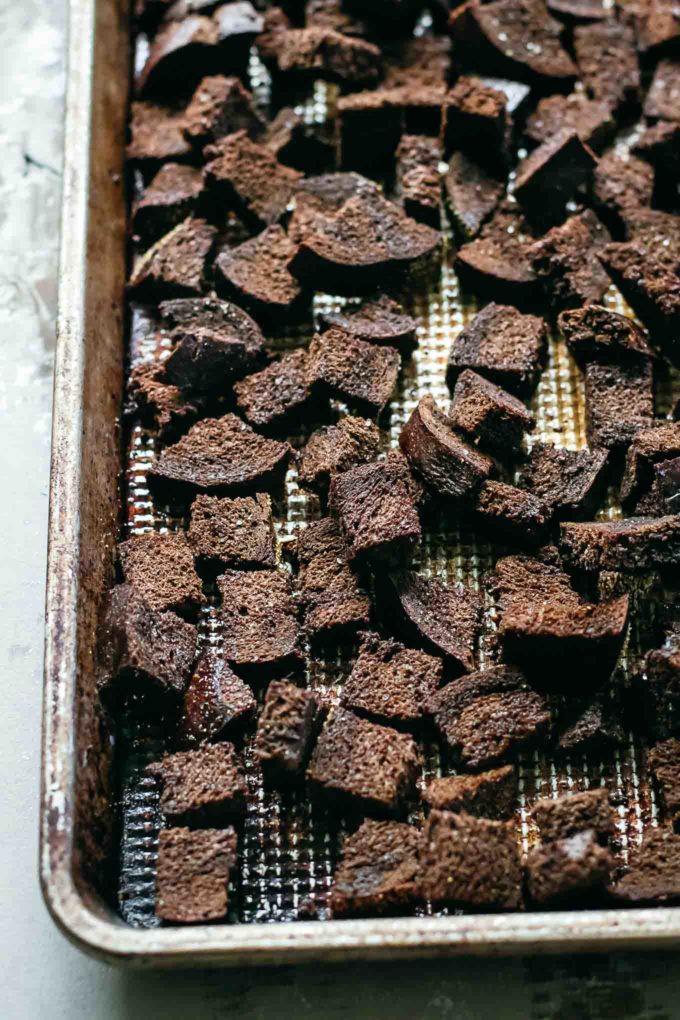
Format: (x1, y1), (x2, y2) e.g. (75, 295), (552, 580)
(2, 2), (680, 1016)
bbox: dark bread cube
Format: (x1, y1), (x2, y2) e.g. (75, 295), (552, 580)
(490, 552), (581, 614)
(449, 0), (577, 89)
(182, 74), (264, 149)
(450, 369), (534, 457)
(637, 456), (680, 517)
(136, 16), (221, 99)
(128, 361), (199, 440)
(648, 738), (680, 829)
(297, 415), (382, 495)
(423, 765), (517, 819)
(341, 630), (443, 728)
(289, 188), (441, 295)
(294, 517), (371, 642)
(598, 242), (680, 346)
(255, 680), (318, 784)
(148, 414), (292, 498)
(574, 19), (640, 116)
(441, 76), (508, 163)
(500, 594), (630, 690)
(329, 451), (422, 564)
(214, 225), (309, 324)
(395, 134), (442, 228)
(128, 218), (217, 301)
(533, 788), (616, 843)
(528, 210), (611, 311)
(127, 100), (193, 173)
(234, 349), (316, 431)
(162, 297), (266, 392)
(643, 628), (680, 740)
(118, 530), (205, 619)
(307, 328), (401, 416)
(99, 584), (197, 700)
(421, 810), (523, 911)
(429, 664), (550, 769)
(556, 694), (626, 756)
(262, 106), (335, 174)
(148, 742), (247, 826)
(525, 830), (613, 908)
(560, 516), (680, 572)
(443, 151), (505, 241)
(607, 832), (680, 905)
(633, 0), (680, 59)
(306, 708), (420, 816)
(558, 305), (653, 364)
(644, 59), (680, 122)
(592, 151), (654, 234)
(517, 443), (610, 521)
(621, 424), (680, 510)
(131, 163), (204, 247)
(330, 820), (421, 918)
(525, 92), (615, 152)
(204, 130), (302, 229)
(390, 571), (483, 672)
(514, 129), (597, 230)
(272, 27), (382, 89)
(155, 826), (237, 924)
(454, 201), (540, 307)
(318, 295), (418, 353)
(217, 568), (303, 676)
(447, 302), (548, 397)
(474, 480), (549, 545)
(584, 360), (655, 452)
(610, 828), (680, 905)
(399, 395), (494, 500)
(177, 647), (256, 748)
(187, 493), (276, 571)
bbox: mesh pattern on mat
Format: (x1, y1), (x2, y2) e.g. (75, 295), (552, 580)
(116, 51), (676, 931)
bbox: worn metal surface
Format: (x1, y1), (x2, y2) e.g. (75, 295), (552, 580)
(41, 0), (680, 968)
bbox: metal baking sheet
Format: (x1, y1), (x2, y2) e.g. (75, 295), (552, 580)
(41, 0), (680, 966)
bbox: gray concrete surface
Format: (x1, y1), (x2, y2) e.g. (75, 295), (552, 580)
(2, 1), (680, 1016)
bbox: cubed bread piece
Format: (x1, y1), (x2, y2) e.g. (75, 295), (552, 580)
(560, 516), (680, 572)
(127, 361), (199, 441)
(99, 584), (197, 701)
(156, 826), (238, 924)
(294, 517), (371, 643)
(128, 218), (217, 301)
(131, 163), (204, 246)
(329, 451), (422, 564)
(423, 765), (517, 819)
(400, 395), (494, 500)
(584, 360), (655, 452)
(234, 349), (317, 431)
(420, 809), (523, 911)
(188, 493), (276, 571)
(255, 680), (318, 784)
(177, 647), (257, 748)
(118, 531), (205, 619)
(514, 130), (597, 230)
(528, 210), (611, 311)
(517, 443), (610, 521)
(532, 788), (616, 843)
(341, 631), (443, 727)
(147, 414), (292, 499)
(330, 820), (421, 917)
(307, 708), (420, 816)
(214, 225), (309, 324)
(558, 305), (653, 364)
(454, 203), (540, 307)
(297, 416), (382, 495)
(390, 571), (483, 672)
(450, 369), (534, 457)
(473, 480), (549, 545)
(648, 738), (680, 829)
(148, 742), (247, 826)
(318, 295), (418, 352)
(217, 568), (303, 676)
(307, 328), (401, 416)
(428, 664), (550, 769)
(610, 828), (680, 905)
(525, 830), (613, 908)
(446, 302), (547, 397)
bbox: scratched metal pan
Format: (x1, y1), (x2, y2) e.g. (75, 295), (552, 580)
(41, 0), (680, 967)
